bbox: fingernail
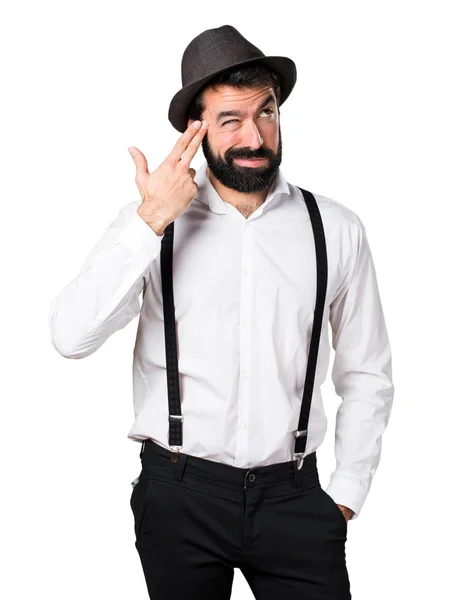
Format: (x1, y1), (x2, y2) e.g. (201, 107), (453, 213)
(193, 120), (201, 128)
(128, 147), (135, 156)
(202, 120), (208, 129)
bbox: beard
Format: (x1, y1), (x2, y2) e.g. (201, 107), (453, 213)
(201, 126), (282, 193)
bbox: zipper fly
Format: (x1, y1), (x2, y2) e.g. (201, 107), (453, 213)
(244, 468), (254, 490)
(241, 468), (254, 549)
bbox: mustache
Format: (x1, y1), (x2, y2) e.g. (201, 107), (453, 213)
(225, 148), (273, 160)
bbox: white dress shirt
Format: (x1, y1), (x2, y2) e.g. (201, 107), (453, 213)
(49, 159), (394, 519)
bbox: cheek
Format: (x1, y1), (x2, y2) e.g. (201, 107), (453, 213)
(208, 131), (233, 156)
(212, 129), (236, 147)
(260, 121), (278, 136)
(263, 125), (279, 148)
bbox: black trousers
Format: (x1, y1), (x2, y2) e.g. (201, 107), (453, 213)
(130, 439), (351, 599)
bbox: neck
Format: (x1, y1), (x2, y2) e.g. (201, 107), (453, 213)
(206, 167), (277, 209)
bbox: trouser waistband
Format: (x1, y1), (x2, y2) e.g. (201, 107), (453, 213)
(140, 438), (318, 490)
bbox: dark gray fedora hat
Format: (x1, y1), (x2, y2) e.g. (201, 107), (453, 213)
(168, 24), (297, 133)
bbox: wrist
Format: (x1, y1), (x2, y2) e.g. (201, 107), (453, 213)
(137, 206), (167, 236)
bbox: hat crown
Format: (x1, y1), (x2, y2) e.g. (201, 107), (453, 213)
(181, 25), (265, 87)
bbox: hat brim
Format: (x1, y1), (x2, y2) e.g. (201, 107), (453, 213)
(168, 55), (297, 133)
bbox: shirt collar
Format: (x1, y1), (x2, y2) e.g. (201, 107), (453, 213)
(193, 160), (291, 215)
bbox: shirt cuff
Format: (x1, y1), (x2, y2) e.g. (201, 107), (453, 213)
(118, 210), (165, 254)
(325, 475), (368, 520)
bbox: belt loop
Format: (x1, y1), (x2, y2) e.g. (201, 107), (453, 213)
(294, 460), (302, 488)
(140, 440), (146, 458)
(172, 451), (187, 481)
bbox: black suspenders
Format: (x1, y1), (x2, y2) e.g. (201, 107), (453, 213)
(293, 188), (328, 472)
(148, 186), (328, 480)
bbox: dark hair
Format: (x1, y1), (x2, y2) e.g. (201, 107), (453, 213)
(187, 63), (282, 122)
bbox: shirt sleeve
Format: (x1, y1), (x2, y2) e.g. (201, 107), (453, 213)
(325, 216), (394, 520)
(48, 200), (164, 359)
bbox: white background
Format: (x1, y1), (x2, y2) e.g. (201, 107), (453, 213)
(1, 1), (456, 598)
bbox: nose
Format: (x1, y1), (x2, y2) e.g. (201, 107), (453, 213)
(240, 120), (264, 150)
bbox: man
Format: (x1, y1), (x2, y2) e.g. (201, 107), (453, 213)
(49, 25), (394, 600)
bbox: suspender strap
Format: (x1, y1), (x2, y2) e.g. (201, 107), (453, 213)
(293, 187), (328, 484)
(160, 221), (183, 463)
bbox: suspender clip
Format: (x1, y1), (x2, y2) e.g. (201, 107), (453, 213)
(168, 415), (184, 463)
(294, 453), (305, 470)
(170, 448), (181, 463)
(293, 429), (307, 470)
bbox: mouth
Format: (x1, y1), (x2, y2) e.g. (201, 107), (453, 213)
(234, 158), (268, 167)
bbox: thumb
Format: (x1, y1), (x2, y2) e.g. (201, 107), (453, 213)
(128, 147), (149, 176)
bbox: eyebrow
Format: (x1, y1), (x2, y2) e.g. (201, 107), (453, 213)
(216, 93), (275, 123)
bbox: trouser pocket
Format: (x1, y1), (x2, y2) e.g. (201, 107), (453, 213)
(318, 487), (348, 530)
(130, 472), (152, 540)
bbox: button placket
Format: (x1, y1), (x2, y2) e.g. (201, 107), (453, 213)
(238, 224), (253, 444)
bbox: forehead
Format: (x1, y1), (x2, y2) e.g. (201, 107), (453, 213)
(202, 85), (276, 114)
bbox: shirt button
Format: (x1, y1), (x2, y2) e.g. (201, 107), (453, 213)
(248, 473), (256, 482)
